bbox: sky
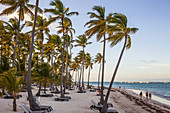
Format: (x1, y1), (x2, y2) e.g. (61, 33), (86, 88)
(0, 0), (170, 82)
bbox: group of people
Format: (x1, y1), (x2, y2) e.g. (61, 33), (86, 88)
(139, 91), (151, 100)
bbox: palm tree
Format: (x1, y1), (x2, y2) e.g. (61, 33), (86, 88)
(26, 0), (41, 110)
(94, 53), (103, 90)
(101, 13), (138, 113)
(3, 17), (26, 75)
(57, 19), (75, 92)
(45, 0), (78, 98)
(0, 0), (42, 69)
(46, 34), (61, 92)
(0, 69), (24, 111)
(75, 35), (92, 89)
(84, 52), (93, 87)
(85, 6), (112, 104)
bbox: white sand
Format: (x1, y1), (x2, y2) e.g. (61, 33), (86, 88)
(0, 87), (170, 113)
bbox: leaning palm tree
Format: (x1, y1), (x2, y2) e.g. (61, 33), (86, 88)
(75, 35), (92, 89)
(26, 0), (41, 110)
(44, 0), (78, 98)
(85, 6), (112, 104)
(94, 53), (103, 90)
(101, 13), (138, 113)
(0, 69), (24, 111)
(84, 52), (93, 87)
(0, 0), (42, 69)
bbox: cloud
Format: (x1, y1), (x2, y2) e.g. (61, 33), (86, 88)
(140, 60), (158, 64)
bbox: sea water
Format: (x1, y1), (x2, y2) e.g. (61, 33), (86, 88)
(88, 82), (170, 101)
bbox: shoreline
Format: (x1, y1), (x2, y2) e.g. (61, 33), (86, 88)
(89, 82), (170, 106)
(128, 89), (170, 106)
(108, 88), (170, 113)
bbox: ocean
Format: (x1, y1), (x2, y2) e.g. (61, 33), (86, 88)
(88, 82), (170, 101)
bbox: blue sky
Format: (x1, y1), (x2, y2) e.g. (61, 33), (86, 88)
(0, 0), (170, 82)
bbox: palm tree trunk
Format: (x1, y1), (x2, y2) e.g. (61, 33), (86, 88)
(87, 66), (90, 87)
(68, 43), (72, 89)
(100, 34), (106, 104)
(64, 37), (69, 92)
(18, 46), (21, 75)
(82, 47), (85, 88)
(60, 17), (65, 98)
(44, 81), (47, 94)
(79, 66), (82, 91)
(36, 31), (44, 96)
(98, 62), (101, 89)
(101, 35), (127, 113)
(12, 6), (21, 69)
(26, 0), (40, 110)
(13, 98), (17, 111)
(36, 82), (41, 96)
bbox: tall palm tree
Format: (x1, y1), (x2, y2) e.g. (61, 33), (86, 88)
(46, 34), (61, 92)
(101, 13), (138, 113)
(26, 0), (40, 110)
(84, 52), (93, 87)
(75, 35), (92, 89)
(45, 0), (78, 98)
(0, 0), (42, 69)
(94, 53), (103, 90)
(85, 6), (112, 104)
(57, 19), (75, 92)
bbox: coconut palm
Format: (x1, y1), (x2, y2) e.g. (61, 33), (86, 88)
(46, 34), (61, 92)
(75, 35), (92, 89)
(3, 17), (26, 74)
(85, 6), (112, 104)
(0, 69), (24, 111)
(94, 53), (103, 90)
(57, 19), (75, 92)
(84, 52), (93, 87)
(0, 0), (42, 69)
(101, 13), (138, 113)
(44, 0), (78, 98)
(26, 0), (41, 110)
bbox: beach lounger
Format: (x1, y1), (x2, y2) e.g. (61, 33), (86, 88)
(91, 108), (100, 113)
(20, 105), (46, 113)
(40, 93), (53, 97)
(90, 100), (103, 109)
(107, 109), (118, 113)
(90, 89), (96, 92)
(33, 96), (53, 112)
(77, 90), (86, 93)
(3, 92), (22, 99)
(54, 97), (69, 101)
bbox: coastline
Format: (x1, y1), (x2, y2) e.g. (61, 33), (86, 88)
(128, 89), (170, 106)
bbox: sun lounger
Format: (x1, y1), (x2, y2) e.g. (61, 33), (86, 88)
(20, 105), (46, 113)
(33, 96), (53, 112)
(50, 91), (60, 94)
(107, 109), (118, 113)
(90, 89), (96, 92)
(54, 97), (69, 101)
(77, 90), (86, 93)
(90, 100), (103, 110)
(40, 93), (53, 97)
(3, 92), (22, 99)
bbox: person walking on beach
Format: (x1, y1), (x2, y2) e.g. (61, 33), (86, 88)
(146, 91), (148, 100)
(139, 91), (142, 100)
(149, 92), (152, 100)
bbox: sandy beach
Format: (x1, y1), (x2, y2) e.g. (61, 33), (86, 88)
(0, 86), (170, 113)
